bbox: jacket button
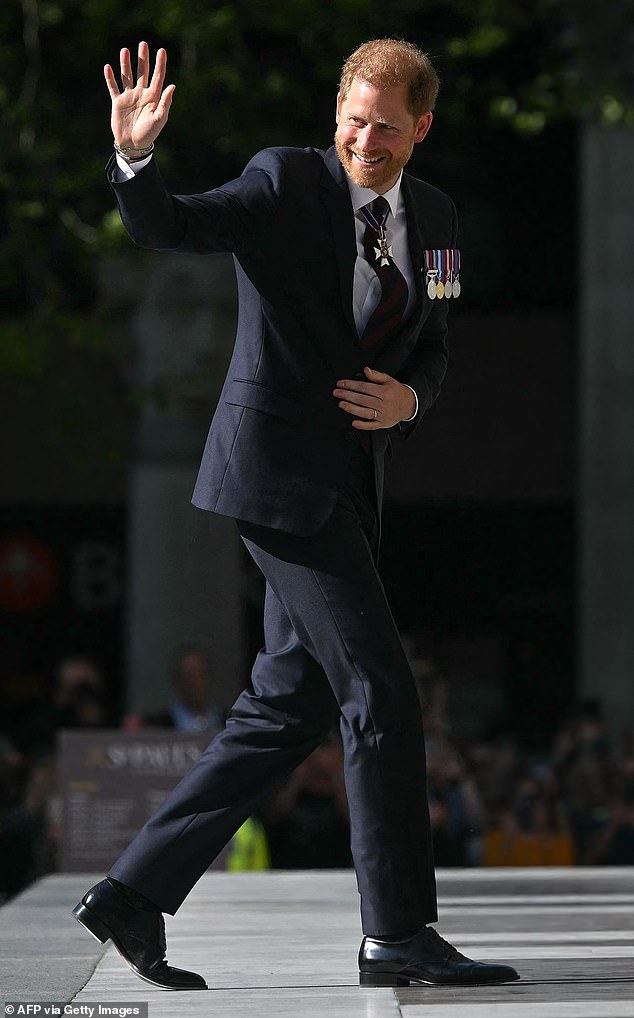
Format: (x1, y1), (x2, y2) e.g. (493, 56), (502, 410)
(345, 431), (356, 442)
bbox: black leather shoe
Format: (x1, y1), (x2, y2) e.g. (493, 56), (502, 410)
(359, 926), (520, 986)
(72, 878), (207, 990)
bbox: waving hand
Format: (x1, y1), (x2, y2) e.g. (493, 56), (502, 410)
(104, 41), (175, 150)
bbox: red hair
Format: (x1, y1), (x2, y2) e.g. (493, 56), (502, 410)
(339, 38), (440, 117)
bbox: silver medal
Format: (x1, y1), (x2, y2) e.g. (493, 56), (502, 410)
(374, 229), (392, 267)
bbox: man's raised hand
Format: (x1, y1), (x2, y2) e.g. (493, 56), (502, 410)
(104, 41), (175, 150)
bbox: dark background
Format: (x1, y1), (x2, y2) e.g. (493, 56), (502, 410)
(1, 0), (630, 746)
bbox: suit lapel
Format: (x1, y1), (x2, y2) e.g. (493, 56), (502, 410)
(320, 147), (358, 338)
(401, 171), (427, 310)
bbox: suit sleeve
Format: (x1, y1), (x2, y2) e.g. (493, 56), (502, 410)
(395, 196), (457, 438)
(106, 148), (285, 255)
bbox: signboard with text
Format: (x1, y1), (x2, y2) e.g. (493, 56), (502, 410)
(58, 729), (223, 872)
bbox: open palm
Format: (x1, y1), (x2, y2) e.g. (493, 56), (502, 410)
(104, 41), (175, 149)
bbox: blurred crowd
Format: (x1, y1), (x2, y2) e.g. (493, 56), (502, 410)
(417, 665), (634, 868)
(1, 648), (633, 905)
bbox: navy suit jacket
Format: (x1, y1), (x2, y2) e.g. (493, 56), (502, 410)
(108, 145), (456, 536)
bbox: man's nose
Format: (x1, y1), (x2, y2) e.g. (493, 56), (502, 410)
(357, 125), (378, 150)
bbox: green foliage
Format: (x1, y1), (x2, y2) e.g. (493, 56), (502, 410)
(0, 0), (632, 421)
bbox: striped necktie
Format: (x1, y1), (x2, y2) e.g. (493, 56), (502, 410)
(359, 195), (408, 350)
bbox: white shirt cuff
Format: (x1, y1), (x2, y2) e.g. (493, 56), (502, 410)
(114, 152), (154, 181)
(401, 385), (418, 422)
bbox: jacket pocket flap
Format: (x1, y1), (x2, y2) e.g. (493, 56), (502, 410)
(225, 378), (304, 425)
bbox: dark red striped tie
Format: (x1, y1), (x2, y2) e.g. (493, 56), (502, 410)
(359, 195), (408, 350)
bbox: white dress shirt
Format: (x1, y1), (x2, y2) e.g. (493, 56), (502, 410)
(345, 172), (415, 334)
(345, 172), (418, 420)
(114, 152), (419, 421)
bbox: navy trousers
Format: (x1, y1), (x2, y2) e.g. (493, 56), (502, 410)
(108, 447), (437, 935)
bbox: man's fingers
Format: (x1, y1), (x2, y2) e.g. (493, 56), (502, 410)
(334, 380), (380, 396)
(155, 83), (175, 119)
(149, 47), (167, 98)
(338, 400), (377, 419)
(136, 40), (149, 89)
(108, 42), (170, 107)
(104, 64), (121, 99)
(352, 419), (381, 430)
(364, 365), (390, 381)
(335, 387), (381, 408)
(119, 47), (134, 90)
(334, 394), (388, 428)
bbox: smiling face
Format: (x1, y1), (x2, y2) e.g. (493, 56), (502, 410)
(335, 78), (432, 193)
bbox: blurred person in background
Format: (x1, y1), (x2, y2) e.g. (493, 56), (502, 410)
(411, 661), (487, 865)
(551, 699), (613, 861)
(468, 736), (520, 818)
(552, 698), (610, 772)
(8, 654), (113, 760)
(426, 742), (486, 867)
(0, 735), (54, 902)
(579, 753), (634, 865)
(263, 731), (351, 869)
(142, 644), (226, 732)
(505, 765), (570, 838)
(53, 655), (112, 729)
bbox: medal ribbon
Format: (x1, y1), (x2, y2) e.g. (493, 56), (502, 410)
(359, 196), (408, 350)
(358, 202), (389, 235)
(424, 249), (461, 295)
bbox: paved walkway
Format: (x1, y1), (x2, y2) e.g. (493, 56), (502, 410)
(2, 868), (633, 1017)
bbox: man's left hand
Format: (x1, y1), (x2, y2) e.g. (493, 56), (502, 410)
(332, 366), (415, 429)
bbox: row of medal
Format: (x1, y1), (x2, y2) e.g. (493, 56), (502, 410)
(424, 248), (461, 299)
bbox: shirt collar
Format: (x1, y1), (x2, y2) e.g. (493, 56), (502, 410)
(346, 171), (403, 219)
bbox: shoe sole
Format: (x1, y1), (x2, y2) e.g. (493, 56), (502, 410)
(72, 902), (207, 990)
(359, 971), (520, 987)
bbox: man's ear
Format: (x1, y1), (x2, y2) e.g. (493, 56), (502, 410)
(414, 111), (433, 144)
(336, 92), (342, 124)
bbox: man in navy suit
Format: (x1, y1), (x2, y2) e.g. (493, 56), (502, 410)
(72, 38), (519, 990)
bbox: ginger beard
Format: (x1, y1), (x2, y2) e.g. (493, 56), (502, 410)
(333, 80), (429, 193)
(334, 132), (415, 192)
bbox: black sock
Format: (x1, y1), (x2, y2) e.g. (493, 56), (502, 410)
(108, 877), (162, 913)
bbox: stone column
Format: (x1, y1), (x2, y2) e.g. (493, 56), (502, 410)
(104, 252), (245, 715)
(579, 124), (634, 746)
